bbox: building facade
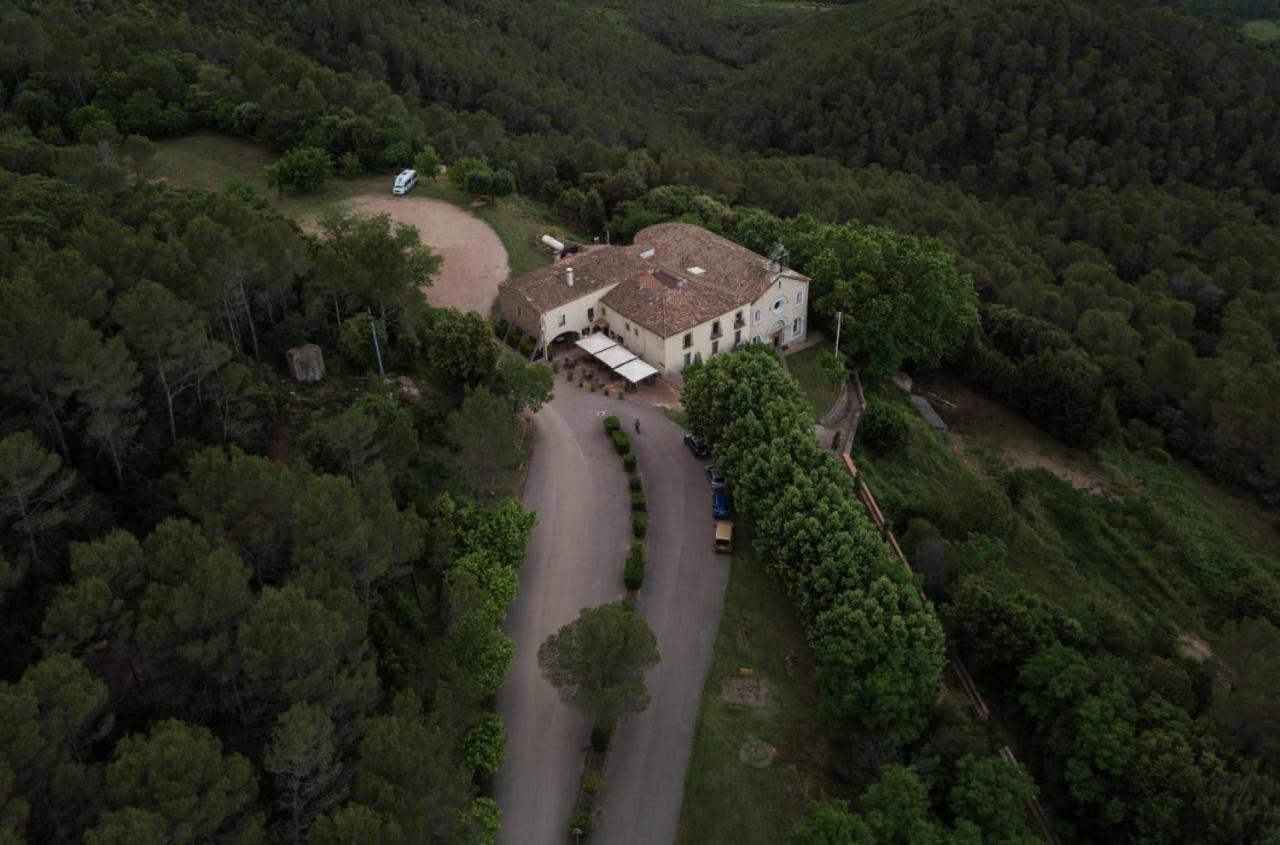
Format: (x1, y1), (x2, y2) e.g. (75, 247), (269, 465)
(498, 223), (810, 374)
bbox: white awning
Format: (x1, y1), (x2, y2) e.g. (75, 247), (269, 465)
(595, 345), (637, 369)
(575, 334), (617, 355)
(614, 358), (659, 383)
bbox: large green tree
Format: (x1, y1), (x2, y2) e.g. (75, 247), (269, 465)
(537, 602), (660, 726)
(96, 719), (262, 845)
(812, 576), (945, 744)
(811, 223), (978, 376)
(0, 431), (81, 565)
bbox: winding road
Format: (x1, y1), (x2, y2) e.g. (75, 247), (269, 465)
(494, 381), (729, 845)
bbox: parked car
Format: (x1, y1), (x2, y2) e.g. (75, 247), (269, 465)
(705, 465), (727, 491)
(714, 520), (733, 554)
(684, 433), (710, 457)
(712, 490), (734, 520)
(392, 168), (418, 195)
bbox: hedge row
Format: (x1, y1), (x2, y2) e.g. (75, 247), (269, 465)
(684, 345), (945, 744)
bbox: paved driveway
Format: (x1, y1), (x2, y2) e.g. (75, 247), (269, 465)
(494, 381), (630, 845)
(494, 380), (729, 845)
(592, 399), (729, 845)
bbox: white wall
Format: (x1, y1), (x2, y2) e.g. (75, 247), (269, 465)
(533, 284), (618, 347)
(749, 274), (809, 347)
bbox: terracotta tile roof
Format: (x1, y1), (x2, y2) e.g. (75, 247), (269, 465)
(601, 269), (742, 338)
(498, 245), (650, 312)
(500, 223), (808, 338)
(633, 222), (809, 303)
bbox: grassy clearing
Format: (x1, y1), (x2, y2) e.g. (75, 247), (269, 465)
(852, 380), (1280, 651)
(676, 538), (839, 845)
(786, 341), (839, 420)
(1239, 18), (1280, 44)
(152, 133), (563, 275)
(151, 131), (275, 191)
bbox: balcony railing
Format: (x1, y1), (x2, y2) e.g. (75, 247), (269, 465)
(710, 328), (724, 341)
(733, 317), (746, 330)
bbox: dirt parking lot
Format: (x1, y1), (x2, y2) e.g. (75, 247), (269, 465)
(342, 195), (510, 315)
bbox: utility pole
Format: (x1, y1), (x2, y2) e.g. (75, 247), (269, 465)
(368, 307), (385, 378)
(834, 311), (843, 356)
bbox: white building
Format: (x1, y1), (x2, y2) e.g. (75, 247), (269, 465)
(498, 223), (809, 374)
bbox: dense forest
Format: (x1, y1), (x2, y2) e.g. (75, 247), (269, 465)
(2, 0), (1279, 842)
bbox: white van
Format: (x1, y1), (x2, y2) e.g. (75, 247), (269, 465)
(392, 169), (418, 195)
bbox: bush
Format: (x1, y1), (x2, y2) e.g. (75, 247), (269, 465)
(566, 370), (575, 382)
(861, 397), (910, 452)
(520, 337), (536, 357)
(338, 313), (388, 371)
(632, 515), (647, 538)
(623, 453), (637, 471)
(590, 725), (611, 752)
(494, 319), (509, 338)
(612, 431), (631, 454)
(629, 474), (643, 492)
(552, 361), (561, 374)
(571, 813), (593, 836)
(582, 772), (603, 795)
(603, 415), (621, 434)
(631, 490), (646, 512)
(625, 540), (646, 590)
(462, 714), (506, 778)
(624, 557), (645, 590)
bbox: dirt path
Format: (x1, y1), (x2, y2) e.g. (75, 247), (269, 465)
(341, 195), (509, 315)
(918, 375), (1114, 496)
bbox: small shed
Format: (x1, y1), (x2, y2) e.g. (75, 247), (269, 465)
(910, 395), (947, 440)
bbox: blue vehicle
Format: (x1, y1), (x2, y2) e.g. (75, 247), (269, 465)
(712, 490), (734, 520)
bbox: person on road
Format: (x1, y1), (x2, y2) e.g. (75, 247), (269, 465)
(634, 418), (641, 433)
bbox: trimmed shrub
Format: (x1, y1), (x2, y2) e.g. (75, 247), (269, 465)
(566, 370), (574, 381)
(603, 415), (621, 434)
(582, 773), (602, 795)
(624, 540), (646, 590)
(632, 515), (647, 538)
(629, 474), (643, 492)
(589, 380), (597, 392)
(622, 453), (637, 471)
(612, 431), (631, 454)
(860, 396), (910, 452)
(590, 725), (611, 752)
(552, 361), (561, 374)
(631, 490), (646, 512)
(624, 557), (644, 590)
(571, 813), (593, 836)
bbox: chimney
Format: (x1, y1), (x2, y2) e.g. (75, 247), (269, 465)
(565, 267), (574, 287)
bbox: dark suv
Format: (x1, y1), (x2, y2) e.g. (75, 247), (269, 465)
(683, 433), (710, 457)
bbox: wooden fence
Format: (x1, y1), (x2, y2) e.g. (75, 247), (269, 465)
(841, 453), (1061, 845)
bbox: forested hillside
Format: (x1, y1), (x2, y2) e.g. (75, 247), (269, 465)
(2, 0), (1279, 842)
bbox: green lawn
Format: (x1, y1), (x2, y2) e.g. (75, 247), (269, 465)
(676, 537), (840, 844)
(152, 133), (566, 276)
(785, 341), (839, 420)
